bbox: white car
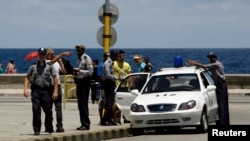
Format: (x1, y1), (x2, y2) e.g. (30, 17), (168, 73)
(115, 66), (218, 135)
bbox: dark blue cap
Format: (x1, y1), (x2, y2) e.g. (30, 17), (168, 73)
(110, 50), (118, 55)
(38, 48), (47, 54)
(207, 52), (217, 58)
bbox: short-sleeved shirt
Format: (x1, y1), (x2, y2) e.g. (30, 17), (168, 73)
(46, 59), (61, 85)
(76, 53), (93, 78)
(102, 57), (117, 81)
(204, 60), (225, 85)
(137, 62), (146, 72)
(113, 61), (131, 86)
(26, 61), (56, 87)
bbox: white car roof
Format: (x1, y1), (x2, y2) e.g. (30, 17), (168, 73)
(155, 66), (204, 75)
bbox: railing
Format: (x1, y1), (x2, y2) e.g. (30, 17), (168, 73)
(1, 74), (250, 89)
(63, 75), (76, 109)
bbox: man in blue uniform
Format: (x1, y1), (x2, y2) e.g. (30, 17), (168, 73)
(187, 52), (230, 126)
(101, 50), (122, 125)
(73, 44), (93, 130)
(23, 48), (58, 135)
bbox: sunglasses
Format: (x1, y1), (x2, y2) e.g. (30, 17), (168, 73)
(39, 53), (46, 56)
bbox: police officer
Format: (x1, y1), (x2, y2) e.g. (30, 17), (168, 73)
(187, 52), (230, 126)
(73, 44), (93, 130)
(23, 48), (58, 135)
(101, 50), (122, 125)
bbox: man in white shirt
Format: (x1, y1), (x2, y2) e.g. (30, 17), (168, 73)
(46, 48), (72, 132)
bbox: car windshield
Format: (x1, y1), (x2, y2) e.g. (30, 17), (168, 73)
(142, 74), (200, 94)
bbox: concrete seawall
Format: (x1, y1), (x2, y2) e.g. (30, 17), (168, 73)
(1, 74), (250, 89)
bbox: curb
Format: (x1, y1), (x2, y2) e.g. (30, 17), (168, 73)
(20, 127), (131, 141)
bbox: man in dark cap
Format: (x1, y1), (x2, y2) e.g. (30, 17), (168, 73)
(23, 48), (58, 135)
(73, 44), (93, 130)
(187, 52), (230, 126)
(101, 50), (122, 125)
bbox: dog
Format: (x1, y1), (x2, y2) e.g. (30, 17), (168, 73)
(112, 102), (121, 125)
(98, 91), (121, 125)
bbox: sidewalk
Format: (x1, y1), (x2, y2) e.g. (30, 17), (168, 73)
(0, 89), (131, 141)
(0, 88), (250, 141)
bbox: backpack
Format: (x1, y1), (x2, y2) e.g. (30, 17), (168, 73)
(61, 58), (74, 75)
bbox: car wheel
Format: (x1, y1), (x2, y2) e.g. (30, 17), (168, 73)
(131, 128), (144, 136)
(196, 109), (208, 133)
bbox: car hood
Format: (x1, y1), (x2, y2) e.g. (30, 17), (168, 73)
(133, 91), (201, 104)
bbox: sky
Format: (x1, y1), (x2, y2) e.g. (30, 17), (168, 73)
(1, 0), (250, 49)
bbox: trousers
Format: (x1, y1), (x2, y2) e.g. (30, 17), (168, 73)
(52, 85), (63, 128)
(216, 82), (230, 126)
(103, 79), (116, 122)
(76, 77), (91, 128)
(31, 88), (53, 132)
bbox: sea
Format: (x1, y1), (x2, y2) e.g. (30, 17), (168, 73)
(0, 48), (249, 74)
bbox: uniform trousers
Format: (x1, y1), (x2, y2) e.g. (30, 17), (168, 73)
(31, 88), (53, 133)
(76, 77), (91, 128)
(103, 79), (116, 123)
(52, 85), (63, 128)
(216, 81), (230, 126)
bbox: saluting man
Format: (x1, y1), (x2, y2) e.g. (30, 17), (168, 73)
(45, 48), (72, 133)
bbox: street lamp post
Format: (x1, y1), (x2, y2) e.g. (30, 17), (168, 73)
(103, 0), (111, 53)
(97, 1), (118, 53)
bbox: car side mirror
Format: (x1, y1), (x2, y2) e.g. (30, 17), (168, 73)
(206, 85), (216, 92)
(131, 89), (139, 96)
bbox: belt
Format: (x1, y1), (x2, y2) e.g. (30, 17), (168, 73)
(33, 84), (51, 91)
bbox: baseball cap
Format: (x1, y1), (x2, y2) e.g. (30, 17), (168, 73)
(75, 44), (85, 49)
(110, 50), (118, 55)
(38, 48), (47, 54)
(207, 52), (217, 58)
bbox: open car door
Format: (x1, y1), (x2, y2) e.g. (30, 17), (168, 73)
(115, 73), (151, 120)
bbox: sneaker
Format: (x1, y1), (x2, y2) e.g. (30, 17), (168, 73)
(34, 132), (40, 136)
(56, 127), (65, 132)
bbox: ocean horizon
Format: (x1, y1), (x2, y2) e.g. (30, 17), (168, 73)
(0, 48), (249, 74)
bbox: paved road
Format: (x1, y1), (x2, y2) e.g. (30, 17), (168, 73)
(0, 98), (130, 141)
(0, 89), (250, 141)
(107, 101), (250, 141)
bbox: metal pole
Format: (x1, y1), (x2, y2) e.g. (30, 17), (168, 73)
(103, 0), (111, 53)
